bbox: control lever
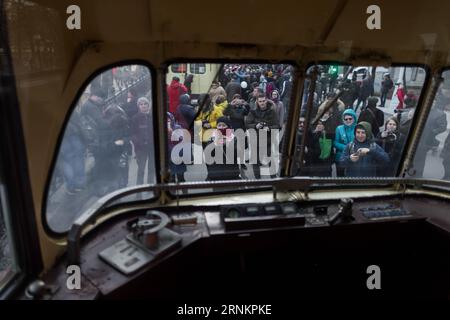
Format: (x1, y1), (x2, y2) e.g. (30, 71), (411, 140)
(99, 210), (181, 275)
(129, 210), (170, 250)
(329, 198), (354, 225)
(25, 279), (57, 300)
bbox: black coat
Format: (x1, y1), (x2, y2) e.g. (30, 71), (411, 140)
(245, 101), (280, 129)
(359, 78), (373, 99)
(223, 101), (250, 130)
(131, 112), (153, 154)
(375, 130), (405, 176)
(122, 99), (139, 120)
(175, 103), (196, 130)
(381, 78), (394, 93)
(80, 97), (109, 149)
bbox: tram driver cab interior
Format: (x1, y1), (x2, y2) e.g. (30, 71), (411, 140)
(0, 0), (449, 300)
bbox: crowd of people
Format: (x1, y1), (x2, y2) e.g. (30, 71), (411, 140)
(167, 64), (293, 180)
(293, 102), (402, 178)
(295, 66), (450, 178)
(294, 66), (411, 177)
(166, 64), (450, 180)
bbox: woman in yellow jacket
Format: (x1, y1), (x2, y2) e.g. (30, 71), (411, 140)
(196, 94), (228, 144)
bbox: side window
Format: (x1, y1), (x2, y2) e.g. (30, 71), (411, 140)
(411, 70), (450, 179)
(296, 64), (426, 178)
(46, 65), (155, 233)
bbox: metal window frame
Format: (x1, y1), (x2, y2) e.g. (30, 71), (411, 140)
(0, 5), (43, 298)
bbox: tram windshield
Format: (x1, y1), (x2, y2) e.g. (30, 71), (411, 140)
(165, 63), (295, 183)
(298, 64), (427, 177)
(165, 62), (428, 184)
(46, 62), (432, 233)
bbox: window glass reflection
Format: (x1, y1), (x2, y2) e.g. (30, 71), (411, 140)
(46, 65), (154, 233)
(411, 70), (450, 179)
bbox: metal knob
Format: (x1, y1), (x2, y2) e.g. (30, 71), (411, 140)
(25, 279), (48, 300)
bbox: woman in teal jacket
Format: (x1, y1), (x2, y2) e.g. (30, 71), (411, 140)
(334, 108), (357, 176)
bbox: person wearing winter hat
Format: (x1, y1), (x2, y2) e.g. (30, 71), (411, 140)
(339, 121), (389, 177)
(334, 108), (357, 176)
(136, 97), (151, 113)
(175, 93), (196, 132)
(375, 117), (405, 176)
(380, 74), (394, 108)
(209, 80), (227, 105)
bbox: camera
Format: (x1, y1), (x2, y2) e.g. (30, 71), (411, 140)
(119, 153), (128, 168)
(385, 132), (397, 143)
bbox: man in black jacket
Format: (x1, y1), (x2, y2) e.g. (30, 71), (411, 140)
(224, 94), (250, 130)
(245, 94), (280, 178)
(245, 94), (280, 130)
(355, 74), (373, 112)
(380, 73), (394, 108)
(80, 86), (110, 196)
